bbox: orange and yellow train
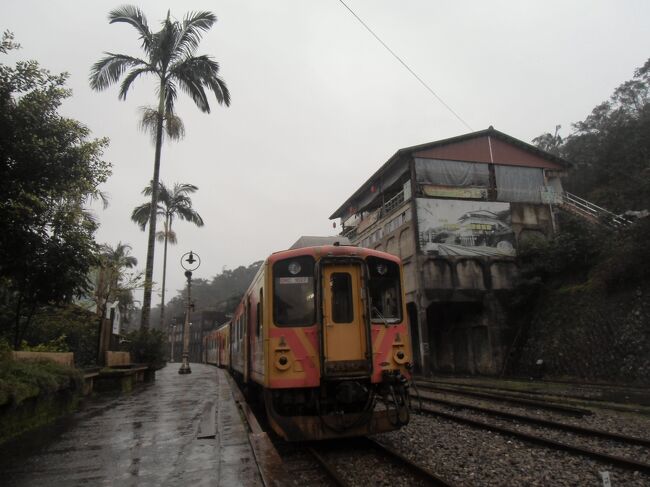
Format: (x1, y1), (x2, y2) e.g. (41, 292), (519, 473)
(204, 244), (413, 441)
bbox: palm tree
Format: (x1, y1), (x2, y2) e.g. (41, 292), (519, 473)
(95, 242), (138, 363)
(90, 6), (230, 328)
(132, 182), (204, 329)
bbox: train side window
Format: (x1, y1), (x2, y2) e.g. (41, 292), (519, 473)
(256, 288), (263, 336)
(330, 273), (353, 323)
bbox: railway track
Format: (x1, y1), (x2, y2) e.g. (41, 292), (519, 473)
(305, 437), (455, 487)
(414, 396), (650, 475)
(414, 390), (650, 447)
(414, 379), (592, 416)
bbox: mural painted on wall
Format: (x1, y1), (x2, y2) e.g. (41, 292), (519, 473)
(417, 199), (516, 256)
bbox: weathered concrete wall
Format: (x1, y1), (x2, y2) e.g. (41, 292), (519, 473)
(511, 203), (554, 243)
(12, 352), (74, 367)
(350, 198), (558, 376)
(105, 351), (131, 367)
(423, 292), (511, 375)
(0, 388), (81, 445)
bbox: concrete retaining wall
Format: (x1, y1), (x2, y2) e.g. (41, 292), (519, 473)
(11, 351), (74, 367)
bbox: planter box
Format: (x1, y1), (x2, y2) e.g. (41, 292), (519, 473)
(11, 351), (74, 367)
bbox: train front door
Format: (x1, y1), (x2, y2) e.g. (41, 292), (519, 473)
(321, 264), (370, 377)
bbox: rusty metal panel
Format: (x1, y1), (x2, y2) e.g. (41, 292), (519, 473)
(414, 135), (564, 170)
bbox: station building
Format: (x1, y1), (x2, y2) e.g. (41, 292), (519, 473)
(330, 127), (567, 375)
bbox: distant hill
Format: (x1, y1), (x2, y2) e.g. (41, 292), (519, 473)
(151, 260), (263, 329)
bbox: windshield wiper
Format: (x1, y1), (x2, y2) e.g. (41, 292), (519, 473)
(372, 306), (390, 328)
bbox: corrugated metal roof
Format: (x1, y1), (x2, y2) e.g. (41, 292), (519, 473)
(329, 127), (570, 220)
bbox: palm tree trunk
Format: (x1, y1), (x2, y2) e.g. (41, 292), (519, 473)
(140, 91), (165, 329)
(159, 215), (170, 329)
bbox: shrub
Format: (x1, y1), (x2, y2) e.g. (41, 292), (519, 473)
(517, 214), (606, 284)
(0, 355), (82, 407)
(594, 217), (650, 289)
(26, 305), (98, 366)
(19, 335), (70, 352)
(121, 329), (166, 369)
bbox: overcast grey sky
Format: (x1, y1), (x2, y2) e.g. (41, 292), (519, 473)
(4, 0), (650, 305)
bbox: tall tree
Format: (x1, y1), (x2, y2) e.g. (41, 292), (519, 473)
(89, 6), (230, 328)
(533, 58), (650, 212)
(131, 182), (204, 329)
(0, 32), (110, 348)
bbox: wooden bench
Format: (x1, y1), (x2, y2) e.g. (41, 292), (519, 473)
(95, 351), (154, 393)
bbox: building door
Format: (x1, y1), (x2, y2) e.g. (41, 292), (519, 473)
(321, 264), (370, 377)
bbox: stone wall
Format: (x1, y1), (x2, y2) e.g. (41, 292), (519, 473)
(511, 282), (650, 385)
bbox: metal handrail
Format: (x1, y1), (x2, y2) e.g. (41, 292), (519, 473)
(561, 191), (633, 228)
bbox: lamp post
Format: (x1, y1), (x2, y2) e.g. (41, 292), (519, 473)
(169, 320), (176, 362)
(179, 251), (200, 375)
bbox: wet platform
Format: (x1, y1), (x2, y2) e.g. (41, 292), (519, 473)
(0, 364), (263, 486)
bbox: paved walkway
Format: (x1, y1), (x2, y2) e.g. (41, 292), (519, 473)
(0, 364), (262, 486)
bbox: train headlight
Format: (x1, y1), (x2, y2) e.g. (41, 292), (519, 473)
(288, 261), (301, 275)
(275, 354), (291, 370)
(393, 349), (407, 365)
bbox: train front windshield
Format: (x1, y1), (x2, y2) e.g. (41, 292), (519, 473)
(273, 256), (316, 326)
(367, 257), (402, 323)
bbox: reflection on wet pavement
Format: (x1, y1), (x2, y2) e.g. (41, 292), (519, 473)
(0, 364), (247, 486)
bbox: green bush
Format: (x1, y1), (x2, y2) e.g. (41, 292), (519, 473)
(594, 217), (650, 289)
(26, 305), (98, 367)
(19, 335), (70, 352)
(121, 329), (166, 369)
(0, 355), (82, 407)
(517, 214), (605, 282)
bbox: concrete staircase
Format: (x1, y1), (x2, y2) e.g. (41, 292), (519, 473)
(559, 191), (633, 229)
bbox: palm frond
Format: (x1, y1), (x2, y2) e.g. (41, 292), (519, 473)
(139, 106), (185, 143)
(156, 229), (177, 244)
(172, 183), (199, 195)
(176, 206), (204, 226)
(138, 106), (160, 144)
(89, 53), (149, 91)
(172, 11), (217, 60)
(171, 55), (230, 111)
(141, 180), (170, 199)
(108, 5), (154, 56)
(131, 202), (153, 230)
(118, 66), (154, 100)
(151, 14), (177, 69)
(164, 80), (178, 116)
(175, 69), (210, 112)
(100, 241), (138, 268)
(164, 111), (185, 141)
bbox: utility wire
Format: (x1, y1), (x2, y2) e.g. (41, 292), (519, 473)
(337, 0), (473, 131)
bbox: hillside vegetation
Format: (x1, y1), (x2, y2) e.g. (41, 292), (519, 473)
(510, 58), (650, 384)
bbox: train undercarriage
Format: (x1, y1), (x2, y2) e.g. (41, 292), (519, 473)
(264, 371), (411, 441)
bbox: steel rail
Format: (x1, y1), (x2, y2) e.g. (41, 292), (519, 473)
(363, 437), (456, 487)
(416, 393), (650, 447)
(418, 404), (650, 474)
(415, 380), (591, 416)
(307, 447), (352, 487)
(417, 378), (650, 413)
(423, 377), (650, 396)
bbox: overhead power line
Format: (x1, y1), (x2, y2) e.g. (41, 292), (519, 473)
(337, 0), (473, 131)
